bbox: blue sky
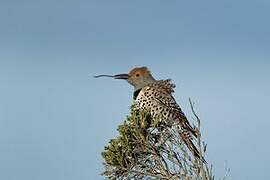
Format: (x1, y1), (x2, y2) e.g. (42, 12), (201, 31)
(0, 1), (270, 180)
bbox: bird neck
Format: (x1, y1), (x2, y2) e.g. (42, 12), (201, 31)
(133, 88), (142, 100)
(133, 76), (156, 91)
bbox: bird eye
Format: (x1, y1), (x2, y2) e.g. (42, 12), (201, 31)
(136, 73), (140, 77)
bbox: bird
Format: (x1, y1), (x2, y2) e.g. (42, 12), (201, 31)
(94, 66), (205, 163)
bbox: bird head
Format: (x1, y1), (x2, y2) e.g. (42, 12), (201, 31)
(94, 67), (156, 90)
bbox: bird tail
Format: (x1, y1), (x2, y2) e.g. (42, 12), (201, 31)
(183, 120), (198, 138)
(180, 131), (207, 164)
(175, 111), (198, 138)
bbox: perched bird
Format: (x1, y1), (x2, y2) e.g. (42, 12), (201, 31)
(94, 67), (205, 163)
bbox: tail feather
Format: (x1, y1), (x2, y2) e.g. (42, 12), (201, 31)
(175, 111), (198, 138)
(183, 120), (197, 138)
(180, 132), (207, 164)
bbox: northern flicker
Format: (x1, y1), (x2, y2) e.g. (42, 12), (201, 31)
(95, 66), (205, 163)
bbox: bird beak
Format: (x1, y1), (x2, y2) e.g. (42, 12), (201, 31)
(113, 73), (129, 80)
(93, 73), (129, 79)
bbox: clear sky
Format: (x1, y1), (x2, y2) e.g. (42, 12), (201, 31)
(0, 0), (270, 180)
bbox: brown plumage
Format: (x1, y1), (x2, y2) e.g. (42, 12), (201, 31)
(95, 66), (205, 163)
(133, 79), (197, 136)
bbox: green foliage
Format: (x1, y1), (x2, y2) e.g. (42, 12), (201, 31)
(102, 110), (152, 178)
(101, 108), (215, 179)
